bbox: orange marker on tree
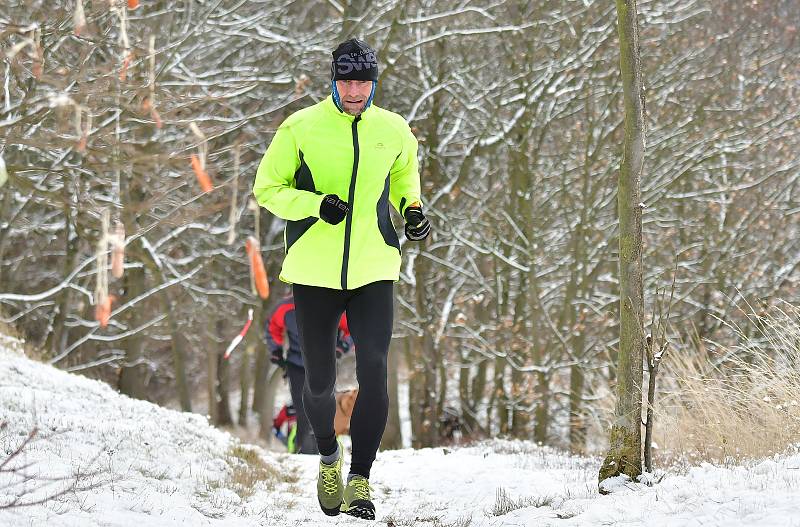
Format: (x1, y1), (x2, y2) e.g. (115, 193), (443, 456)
(246, 236), (269, 299)
(191, 154), (212, 192)
(95, 295), (114, 328)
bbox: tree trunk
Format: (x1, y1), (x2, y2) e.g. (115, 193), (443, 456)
(45, 178), (76, 360)
(406, 332), (434, 448)
(459, 355), (488, 439)
(207, 342), (219, 424)
(437, 349), (448, 438)
(510, 365), (530, 438)
(250, 300), (269, 413)
(569, 362), (586, 453)
(419, 334), (437, 448)
(492, 355), (509, 436)
(509, 272), (531, 440)
(239, 344), (254, 426)
(251, 347), (268, 412)
(407, 359), (425, 447)
(406, 254), (440, 448)
(381, 338), (403, 450)
(259, 365), (286, 443)
(0, 187), (14, 288)
(216, 319), (234, 426)
(404, 37), (451, 449)
(240, 303), (263, 423)
(141, 249), (192, 413)
(459, 290), (491, 440)
(117, 163), (148, 400)
(599, 0), (647, 487)
(532, 369), (549, 444)
(168, 308), (192, 412)
(117, 261), (148, 399)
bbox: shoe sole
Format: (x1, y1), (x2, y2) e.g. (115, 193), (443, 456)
(342, 505), (375, 520)
(319, 501), (342, 516)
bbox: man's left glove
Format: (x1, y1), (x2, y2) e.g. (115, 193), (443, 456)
(404, 205), (431, 241)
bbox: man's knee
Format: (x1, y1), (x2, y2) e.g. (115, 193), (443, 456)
(356, 352), (387, 376)
(305, 377), (336, 400)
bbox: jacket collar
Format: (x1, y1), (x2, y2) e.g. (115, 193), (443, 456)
(323, 95), (373, 122)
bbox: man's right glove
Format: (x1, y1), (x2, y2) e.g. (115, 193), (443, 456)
(404, 205), (431, 241)
(319, 194), (349, 225)
(269, 347), (285, 367)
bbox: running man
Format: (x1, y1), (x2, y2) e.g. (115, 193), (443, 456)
(253, 38), (430, 520)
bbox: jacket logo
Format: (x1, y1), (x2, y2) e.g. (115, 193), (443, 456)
(375, 142), (385, 149)
(335, 52), (377, 75)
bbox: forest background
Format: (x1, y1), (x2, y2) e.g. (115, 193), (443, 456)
(1, 0), (798, 464)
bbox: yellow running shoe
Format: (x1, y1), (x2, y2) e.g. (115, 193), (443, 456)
(316, 439), (344, 516)
(340, 475), (375, 520)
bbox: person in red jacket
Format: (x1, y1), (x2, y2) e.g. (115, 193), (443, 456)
(266, 294), (352, 455)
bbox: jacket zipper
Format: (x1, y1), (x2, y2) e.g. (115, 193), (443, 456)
(341, 115), (361, 290)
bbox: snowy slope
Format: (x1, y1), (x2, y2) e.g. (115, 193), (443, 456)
(2, 333), (800, 527)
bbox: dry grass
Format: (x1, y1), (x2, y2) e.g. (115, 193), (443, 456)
(654, 302), (800, 465)
(224, 444), (298, 500)
(489, 486), (554, 516)
(385, 514), (473, 527)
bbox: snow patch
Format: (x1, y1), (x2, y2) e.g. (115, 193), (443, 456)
(1, 335), (800, 526)
(598, 474), (631, 493)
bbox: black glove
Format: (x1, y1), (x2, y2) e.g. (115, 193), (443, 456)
(404, 206), (431, 241)
(319, 194), (349, 225)
(269, 347), (285, 366)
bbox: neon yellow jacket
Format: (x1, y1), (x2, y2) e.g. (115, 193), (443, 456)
(253, 96), (421, 290)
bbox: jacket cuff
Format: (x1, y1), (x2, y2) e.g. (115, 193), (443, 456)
(399, 197), (422, 217)
(309, 192), (326, 219)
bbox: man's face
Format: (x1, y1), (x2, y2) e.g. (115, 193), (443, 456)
(336, 80), (373, 115)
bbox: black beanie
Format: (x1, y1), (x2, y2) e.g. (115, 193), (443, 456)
(331, 38), (378, 81)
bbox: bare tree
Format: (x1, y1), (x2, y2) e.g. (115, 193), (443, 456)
(599, 0), (647, 486)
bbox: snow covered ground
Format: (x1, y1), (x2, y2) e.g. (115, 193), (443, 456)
(2, 333), (800, 527)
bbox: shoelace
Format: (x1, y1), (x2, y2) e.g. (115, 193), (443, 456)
(320, 464), (340, 496)
(350, 478), (372, 501)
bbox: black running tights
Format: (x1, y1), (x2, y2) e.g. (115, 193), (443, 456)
(292, 280), (393, 479)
